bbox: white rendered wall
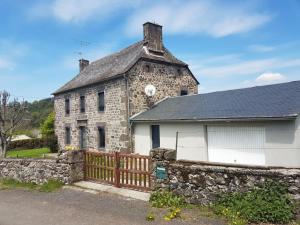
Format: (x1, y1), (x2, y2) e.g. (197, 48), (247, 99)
(160, 123), (207, 161)
(264, 117), (300, 167)
(134, 123), (151, 156)
(134, 123), (207, 160)
(133, 117), (300, 167)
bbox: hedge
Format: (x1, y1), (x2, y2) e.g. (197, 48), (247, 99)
(8, 136), (58, 153)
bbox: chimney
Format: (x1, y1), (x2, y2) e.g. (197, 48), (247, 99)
(143, 22), (163, 54)
(79, 59), (89, 72)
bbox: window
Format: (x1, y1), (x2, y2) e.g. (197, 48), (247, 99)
(65, 127), (71, 145)
(145, 64), (150, 72)
(180, 90), (188, 96)
(151, 125), (160, 149)
(177, 68), (182, 75)
(98, 92), (105, 112)
(80, 95), (85, 113)
(98, 126), (105, 149)
(65, 99), (70, 115)
(79, 126), (87, 150)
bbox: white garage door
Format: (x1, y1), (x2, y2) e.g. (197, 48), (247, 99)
(207, 125), (265, 166)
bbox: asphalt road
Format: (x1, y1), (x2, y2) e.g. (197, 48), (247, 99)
(0, 187), (224, 225)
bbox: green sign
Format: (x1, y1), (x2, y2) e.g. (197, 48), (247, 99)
(156, 166), (167, 179)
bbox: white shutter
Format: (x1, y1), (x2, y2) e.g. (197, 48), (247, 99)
(207, 125), (265, 165)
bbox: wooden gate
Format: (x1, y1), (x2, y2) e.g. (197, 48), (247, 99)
(84, 151), (152, 191)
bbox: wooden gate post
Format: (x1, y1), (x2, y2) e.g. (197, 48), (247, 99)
(83, 151), (87, 180)
(114, 151), (121, 188)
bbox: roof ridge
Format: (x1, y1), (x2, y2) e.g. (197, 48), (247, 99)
(90, 41), (144, 65)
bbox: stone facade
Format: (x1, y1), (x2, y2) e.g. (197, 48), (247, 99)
(55, 78), (129, 151)
(54, 60), (198, 152)
(0, 150), (84, 184)
(128, 60), (198, 116)
(151, 148), (300, 205)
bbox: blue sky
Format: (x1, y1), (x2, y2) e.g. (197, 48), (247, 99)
(1, 0), (300, 101)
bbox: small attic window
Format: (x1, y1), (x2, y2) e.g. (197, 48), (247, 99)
(180, 89), (188, 96)
(177, 68), (182, 75)
(144, 64), (151, 72)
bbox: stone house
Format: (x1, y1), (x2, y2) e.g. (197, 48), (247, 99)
(53, 22), (199, 152)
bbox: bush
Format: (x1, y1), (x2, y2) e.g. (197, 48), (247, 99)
(213, 181), (295, 224)
(44, 135), (58, 153)
(8, 138), (46, 150)
(150, 191), (186, 208)
(40, 112), (55, 137)
(8, 135), (58, 153)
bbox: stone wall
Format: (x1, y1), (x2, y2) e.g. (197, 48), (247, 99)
(54, 77), (129, 152)
(151, 148), (300, 205)
(0, 150), (84, 184)
(128, 60), (198, 116)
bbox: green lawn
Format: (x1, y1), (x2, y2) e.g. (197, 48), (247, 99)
(7, 148), (51, 158)
(0, 178), (64, 192)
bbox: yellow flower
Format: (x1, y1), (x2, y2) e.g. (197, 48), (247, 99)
(164, 216), (171, 221)
(175, 208), (181, 213)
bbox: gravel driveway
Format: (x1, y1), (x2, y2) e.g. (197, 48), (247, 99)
(0, 187), (224, 225)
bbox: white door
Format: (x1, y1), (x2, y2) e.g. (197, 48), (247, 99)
(207, 125), (265, 166)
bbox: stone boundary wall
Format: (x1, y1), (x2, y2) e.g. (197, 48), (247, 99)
(0, 150), (84, 184)
(151, 148), (300, 205)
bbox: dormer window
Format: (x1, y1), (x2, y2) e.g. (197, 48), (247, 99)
(80, 95), (85, 113)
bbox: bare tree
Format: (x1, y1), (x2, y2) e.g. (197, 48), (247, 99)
(0, 91), (28, 158)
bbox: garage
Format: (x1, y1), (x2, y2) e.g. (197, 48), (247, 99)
(207, 125), (266, 166)
(132, 81), (300, 167)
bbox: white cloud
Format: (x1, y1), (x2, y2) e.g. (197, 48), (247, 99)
(0, 57), (14, 70)
(255, 72), (286, 84)
(126, 0), (272, 37)
(248, 44), (276, 53)
(242, 72), (287, 87)
(192, 57), (300, 77)
(30, 0), (141, 23)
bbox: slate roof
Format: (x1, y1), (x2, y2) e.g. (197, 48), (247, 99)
(131, 81), (300, 122)
(53, 41), (193, 95)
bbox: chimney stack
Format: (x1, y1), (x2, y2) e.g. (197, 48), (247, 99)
(143, 22), (163, 54)
(79, 59), (89, 72)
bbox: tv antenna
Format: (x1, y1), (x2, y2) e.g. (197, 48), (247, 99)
(74, 40), (91, 58)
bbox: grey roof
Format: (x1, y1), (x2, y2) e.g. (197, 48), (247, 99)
(131, 81), (300, 122)
(53, 41), (194, 95)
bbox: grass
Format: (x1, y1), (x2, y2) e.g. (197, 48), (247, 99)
(7, 148), (51, 158)
(0, 178), (64, 192)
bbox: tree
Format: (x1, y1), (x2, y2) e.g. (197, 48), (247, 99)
(40, 111), (55, 137)
(0, 91), (28, 158)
